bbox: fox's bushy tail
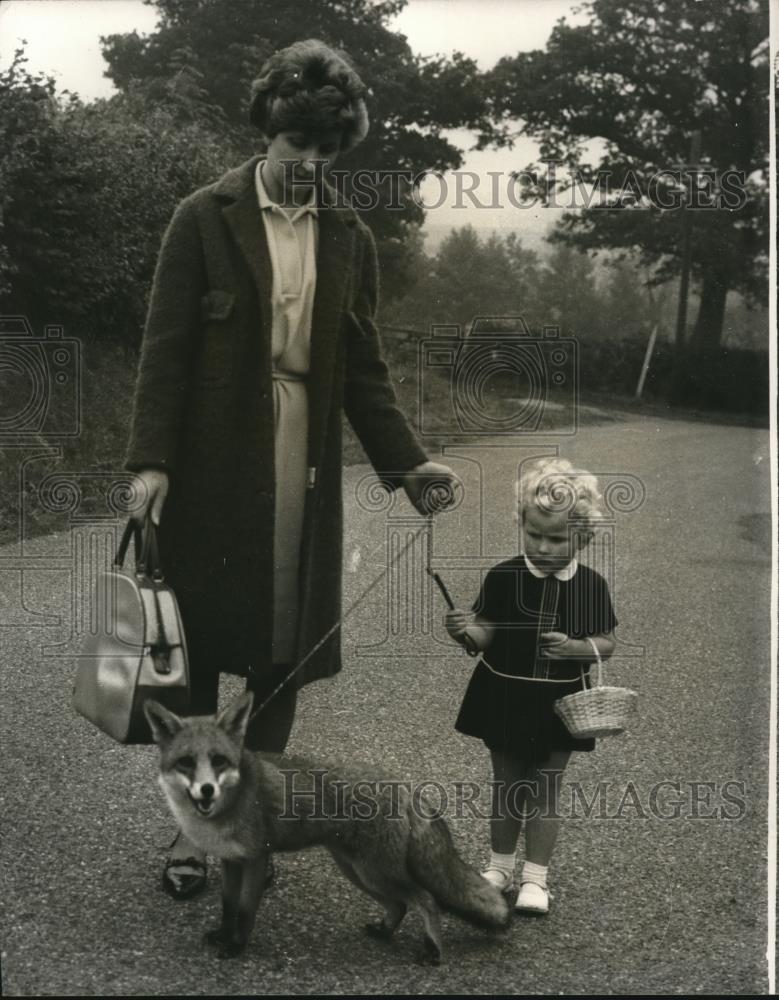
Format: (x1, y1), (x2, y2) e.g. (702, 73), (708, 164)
(407, 815), (510, 929)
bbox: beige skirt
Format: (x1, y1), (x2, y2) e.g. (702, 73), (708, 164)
(272, 369), (308, 664)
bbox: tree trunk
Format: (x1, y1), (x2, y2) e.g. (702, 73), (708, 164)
(690, 267), (729, 351)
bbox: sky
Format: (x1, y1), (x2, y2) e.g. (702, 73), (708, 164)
(0, 0), (592, 247)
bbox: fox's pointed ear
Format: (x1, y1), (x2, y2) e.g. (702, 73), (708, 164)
(144, 699), (184, 744)
(216, 691), (254, 747)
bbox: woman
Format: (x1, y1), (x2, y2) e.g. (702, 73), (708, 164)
(126, 39), (455, 897)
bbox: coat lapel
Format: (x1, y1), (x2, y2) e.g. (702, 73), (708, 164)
(217, 158), (273, 337)
(214, 156), (358, 467)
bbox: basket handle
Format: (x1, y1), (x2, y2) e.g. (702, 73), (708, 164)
(585, 636), (603, 688)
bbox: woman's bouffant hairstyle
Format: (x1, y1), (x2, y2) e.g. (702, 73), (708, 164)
(249, 39), (369, 152)
(516, 457), (604, 533)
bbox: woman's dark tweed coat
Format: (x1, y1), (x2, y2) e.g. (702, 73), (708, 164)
(125, 155), (428, 688)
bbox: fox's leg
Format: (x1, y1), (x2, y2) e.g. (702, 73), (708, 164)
(206, 856), (268, 959)
(205, 860), (242, 950)
(330, 852), (407, 939)
(409, 889), (443, 966)
(231, 856), (267, 955)
(364, 900), (408, 940)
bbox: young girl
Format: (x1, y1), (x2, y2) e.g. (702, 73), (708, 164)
(445, 457), (617, 914)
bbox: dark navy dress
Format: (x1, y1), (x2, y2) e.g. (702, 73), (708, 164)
(455, 556), (618, 760)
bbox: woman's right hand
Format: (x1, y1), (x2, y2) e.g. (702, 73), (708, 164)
(132, 468), (169, 525)
(445, 608), (472, 641)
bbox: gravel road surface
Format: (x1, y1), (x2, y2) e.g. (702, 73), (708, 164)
(0, 413), (772, 995)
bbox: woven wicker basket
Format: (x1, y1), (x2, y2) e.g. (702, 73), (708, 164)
(553, 638), (638, 739)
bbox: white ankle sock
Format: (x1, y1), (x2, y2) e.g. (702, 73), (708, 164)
(488, 850), (516, 876)
(521, 861), (548, 887)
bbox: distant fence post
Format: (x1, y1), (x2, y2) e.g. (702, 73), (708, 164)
(635, 324), (659, 400)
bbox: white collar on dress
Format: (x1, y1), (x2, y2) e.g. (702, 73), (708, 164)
(255, 160), (318, 220)
(523, 552), (578, 581)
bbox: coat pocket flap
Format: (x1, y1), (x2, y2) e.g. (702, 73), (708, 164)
(201, 290), (235, 321)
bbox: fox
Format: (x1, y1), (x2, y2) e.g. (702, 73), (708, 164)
(144, 692), (510, 963)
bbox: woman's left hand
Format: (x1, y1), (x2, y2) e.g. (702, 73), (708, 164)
(402, 462), (459, 516)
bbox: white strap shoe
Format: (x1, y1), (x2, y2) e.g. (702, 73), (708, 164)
(481, 867), (513, 892)
(515, 880), (549, 914)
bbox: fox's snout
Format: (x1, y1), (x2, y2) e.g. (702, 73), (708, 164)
(191, 780), (216, 803)
(189, 780), (218, 815)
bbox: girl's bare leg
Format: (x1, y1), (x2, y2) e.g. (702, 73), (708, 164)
(523, 750), (571, 866)
(489, 749), (531, 854)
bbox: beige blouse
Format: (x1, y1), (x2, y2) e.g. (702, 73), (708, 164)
(255, 160), (318, 373)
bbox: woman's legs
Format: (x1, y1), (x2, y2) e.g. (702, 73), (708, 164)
(244, 666), (298, 753)
(188, 669), (221, 715)
(242, 666), (298, 891)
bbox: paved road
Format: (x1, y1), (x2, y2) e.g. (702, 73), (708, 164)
(0, 413), (772, 995)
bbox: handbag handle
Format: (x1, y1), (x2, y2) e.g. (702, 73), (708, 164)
(114, 518), (164, 581)
(140, 519), (165, 582)
(113, 518), (171, 676)
(115, 519), (142, 569)
(138, 519), (171, 673)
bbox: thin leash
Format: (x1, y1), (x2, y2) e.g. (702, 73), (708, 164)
(247, 516), (434, 723)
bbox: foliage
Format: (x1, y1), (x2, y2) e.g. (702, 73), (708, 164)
(0, 49), (59, 299)
(384, 224), (542, 332)
(483, 0), (770, 348)
(0, 48), (226, 344)
(99, 0), (495, 299)
(381, 222), (767, 350)
(383, 224), (609, 338)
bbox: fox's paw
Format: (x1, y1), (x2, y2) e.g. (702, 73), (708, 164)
(204, 926), (229, 948)
(364, 919), (395, 940)
(416, 937), (442, 967)
(217, 940), (247, 960)
(205, 927), (247, 958)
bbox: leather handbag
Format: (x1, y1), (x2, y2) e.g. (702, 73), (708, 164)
(72, 517), (190, 744)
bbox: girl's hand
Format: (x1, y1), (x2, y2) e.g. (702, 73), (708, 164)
(445, 609), (472, 640)
(132, 468), (169, 526)
(539, 631), (575, 659)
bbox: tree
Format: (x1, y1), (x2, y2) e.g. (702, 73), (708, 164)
(485, 0), (770, 350)
(0, 48), (227, 343)
(421, 226), (519, 329)
(100, 0), (493, 300)
(381, 225), (545, 335)
(599, 256), (656, 339)
(0, 49), (59, 300)
(503, 231), (542, 327)
(535, 245), (601, 339)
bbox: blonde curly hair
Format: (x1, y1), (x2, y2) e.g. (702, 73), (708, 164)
(516, 457), (604, 532)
